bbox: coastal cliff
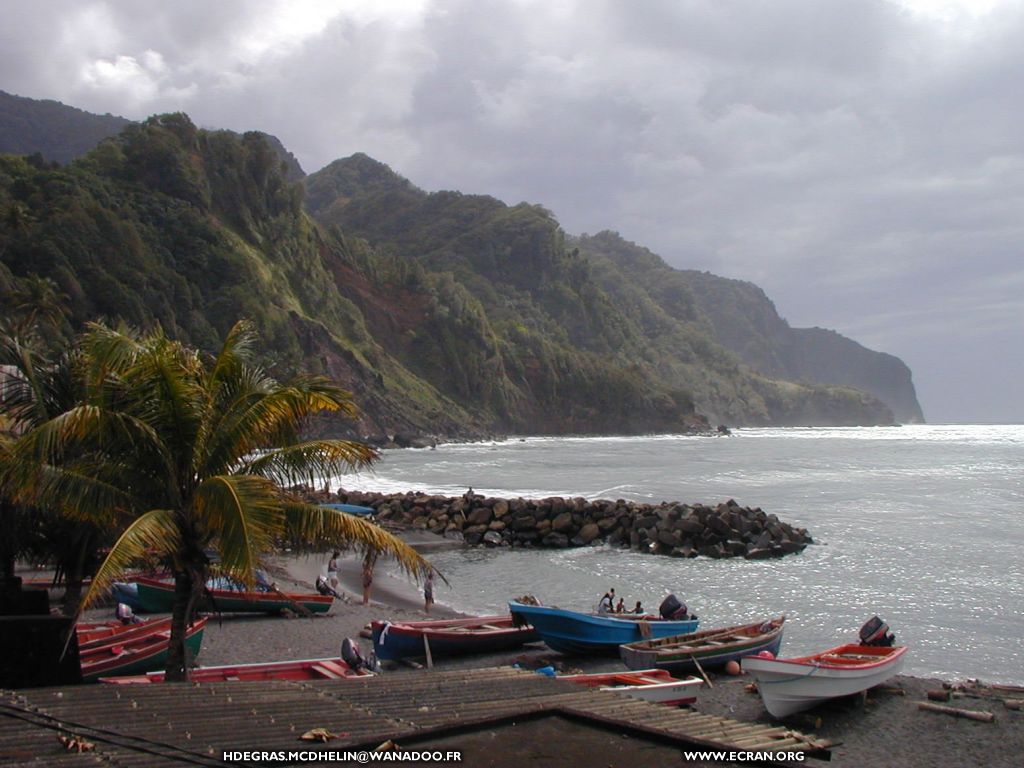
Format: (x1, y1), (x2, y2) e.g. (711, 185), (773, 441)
(0, 98), (917, 434)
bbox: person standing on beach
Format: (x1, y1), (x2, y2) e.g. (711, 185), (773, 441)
(424, 571), (434, 613)
(361, 552), (376, 605)
(327, 550), (340, 590)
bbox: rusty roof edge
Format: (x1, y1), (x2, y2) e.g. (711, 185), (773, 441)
(0, 701), (235, 767)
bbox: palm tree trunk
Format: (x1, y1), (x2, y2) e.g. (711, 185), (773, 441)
(165, 568), (203, 681)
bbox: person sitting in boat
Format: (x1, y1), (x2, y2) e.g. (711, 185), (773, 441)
(615, 598), (626, 613)
(597, 588), (615, 613)
(633, 600), (644, 614)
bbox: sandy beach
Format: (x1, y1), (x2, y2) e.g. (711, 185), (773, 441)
(67, 536), (1023, 768)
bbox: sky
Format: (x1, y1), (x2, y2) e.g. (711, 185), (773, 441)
(1, 0), (1022, 422)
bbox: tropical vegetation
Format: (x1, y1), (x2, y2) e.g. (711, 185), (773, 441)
(3, 319), (432, 680)
(0, 105), (916, 437)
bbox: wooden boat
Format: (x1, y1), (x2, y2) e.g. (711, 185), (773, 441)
(742, 643), (909, 718)
(620, 617), (786, 674)
(133, 576), (334, 615)
(99, 656), (370, 684)
(560, 668), (702, 706)
(319, 502), (375, 516)
(507, 600), (699, 655)
(80, 618), (207, 682)
(371, 615), (540, 661)
(77, 617), (173, 651)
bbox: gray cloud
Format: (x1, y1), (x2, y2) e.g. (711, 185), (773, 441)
(2, 0), (1021, 421)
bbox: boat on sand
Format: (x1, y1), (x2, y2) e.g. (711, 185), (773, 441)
(742, 643), (908, 718)
(560, 668), (702, 706)
(371, 615), (539, 661)
(100, 656), (369, 684)
(508, 600), (699, 655)
(133, 576), (333, 615)
(620, 617), (786, 674)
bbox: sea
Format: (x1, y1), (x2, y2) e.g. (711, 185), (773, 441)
(333, 425), (1024, 684)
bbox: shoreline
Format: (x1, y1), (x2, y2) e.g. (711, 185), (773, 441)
(200, 553), (1024, 767)
(40, 541), (1023, 766)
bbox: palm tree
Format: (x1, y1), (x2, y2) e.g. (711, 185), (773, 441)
(9, 320), (433, 680)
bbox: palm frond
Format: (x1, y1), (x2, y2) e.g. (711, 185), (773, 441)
(194, 475), (283, 587)
(283, 502), (437, 581)
(241, 440), (377, 486)
(82, 509), (180, 609)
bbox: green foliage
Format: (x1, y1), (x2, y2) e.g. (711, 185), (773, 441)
(0, 110), (898, 435)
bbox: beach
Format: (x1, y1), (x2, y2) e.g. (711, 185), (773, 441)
(93, 539), (1019, 768)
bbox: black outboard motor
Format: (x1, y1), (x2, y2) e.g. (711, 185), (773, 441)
(659, 594), (689, 620)
(859, 616), (895, 647)
(341, 636), (380, 674)
(341, 637), (365, 669)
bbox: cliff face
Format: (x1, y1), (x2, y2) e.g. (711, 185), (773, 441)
(0, 99), (915, 433)
(670, 270), (924, 423)
(787, 328), (924, 423)
(576, 233), (924, 424)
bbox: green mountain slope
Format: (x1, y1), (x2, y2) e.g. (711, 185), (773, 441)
(575, 232), (924, 423)
(306, 157), (896, 427)
(0, 104), (910, 434)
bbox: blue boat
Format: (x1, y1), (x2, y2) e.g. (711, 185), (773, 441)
(319, 502), (375, 516)
(508, 600), (699, 655)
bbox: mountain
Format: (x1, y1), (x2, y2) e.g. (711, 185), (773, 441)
(0, 107), (910, 436)
(573, 233), (924, 423)
(0, 91), (131, 164)
(0, 91), (305, 181)
(304, 156), (898, 427)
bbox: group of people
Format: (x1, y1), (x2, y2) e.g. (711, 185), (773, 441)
(597, 588), (643, 615)
(327, 550), (435, 613)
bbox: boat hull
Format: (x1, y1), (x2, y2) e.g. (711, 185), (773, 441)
(80, 619), (207, 682)
(77, 617), (173, 651)
(561, 669), (702, 706)
(371, 615), (540, 661)
(743, 644), (908, 718)
(620, 618), (785, 674)
(508, 601), (699, 655)
(100, 656), (369, 684)
(133, 577), (333, 615)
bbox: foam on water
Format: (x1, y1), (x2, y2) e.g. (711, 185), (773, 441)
(341, 425), (1024, 683)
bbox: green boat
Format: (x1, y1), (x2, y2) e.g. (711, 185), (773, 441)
(133, 577), (334, 615)
(80, 618), (207, 682)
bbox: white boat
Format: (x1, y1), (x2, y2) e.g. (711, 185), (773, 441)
(742, 643), (908, 718)
(560, 668), (702, 707)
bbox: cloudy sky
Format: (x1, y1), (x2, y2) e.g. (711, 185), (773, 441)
(2, 0), (1022, 422)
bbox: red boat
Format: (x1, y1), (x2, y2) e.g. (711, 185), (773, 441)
(77, 617), (173, 651)
(100, 656), (370, 684)
(80, 618), (207, 682)
(560, 668), (703, 706)
(371, 615), (540, 661)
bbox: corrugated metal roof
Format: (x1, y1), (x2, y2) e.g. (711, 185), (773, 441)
(3, 667), (831, 765)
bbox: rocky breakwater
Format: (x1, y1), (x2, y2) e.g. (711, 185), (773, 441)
(335, 490), (813, 560)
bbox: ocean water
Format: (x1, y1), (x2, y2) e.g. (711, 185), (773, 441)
(334, 425), (1024, 683)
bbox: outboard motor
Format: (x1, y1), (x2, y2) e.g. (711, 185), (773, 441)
(341, 637), (365, 670)
(315, 575), (333, 597)
(115, 602), (139, 624)
(859, 616), (895, 647)
(659, 594), (689, 620)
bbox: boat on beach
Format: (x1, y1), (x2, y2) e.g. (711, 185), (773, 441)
(77, 617), (174, 651)
(507, 600), (699, 655)
(99, 656), (370, 684)
(80, 618), (207, 682)
(560, 668), (703, 706)
(318, 502), (375, 516)
(132, 576), (334, 615)
(742, 643), (908, 718)
(371, 615), (540, 661)
(620, 617), (786, 674)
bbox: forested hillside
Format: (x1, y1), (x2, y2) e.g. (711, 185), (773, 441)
(0, 106), (914, 437)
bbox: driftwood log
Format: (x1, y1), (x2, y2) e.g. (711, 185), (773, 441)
(918, 702), (995, 723)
